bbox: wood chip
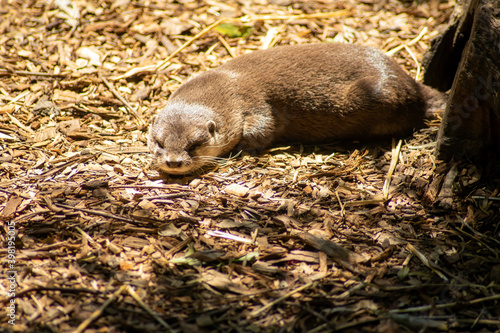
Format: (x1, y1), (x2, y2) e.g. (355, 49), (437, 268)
(1, 1), (497, 332)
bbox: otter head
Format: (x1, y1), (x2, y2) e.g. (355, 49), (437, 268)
(148, 101), (227, 175)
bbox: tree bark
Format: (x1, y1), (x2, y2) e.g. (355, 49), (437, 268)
(423, 0), (500, 161)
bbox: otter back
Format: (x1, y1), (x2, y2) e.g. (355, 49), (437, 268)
(148, 43), (441, 175)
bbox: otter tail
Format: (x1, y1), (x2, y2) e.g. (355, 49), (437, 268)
(419, 84), (448, 117)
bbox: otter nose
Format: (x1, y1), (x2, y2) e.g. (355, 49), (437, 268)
(165, 160), (183, 169)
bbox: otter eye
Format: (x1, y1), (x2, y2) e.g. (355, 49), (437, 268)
(156, 139), (164, 149)
(187, 142), (201, 154)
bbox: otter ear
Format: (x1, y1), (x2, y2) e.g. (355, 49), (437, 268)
(151, 115), (158, 125)
(207, 120), (216, 135)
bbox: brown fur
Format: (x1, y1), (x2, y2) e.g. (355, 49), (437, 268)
(149, 43), (445, 175)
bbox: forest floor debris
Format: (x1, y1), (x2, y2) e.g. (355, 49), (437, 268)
(1, 1), (499, 332)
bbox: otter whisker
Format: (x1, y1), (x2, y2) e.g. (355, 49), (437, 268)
(194, 155), (230, 165)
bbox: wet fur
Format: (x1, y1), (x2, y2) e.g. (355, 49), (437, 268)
(149, 43), (446, 174)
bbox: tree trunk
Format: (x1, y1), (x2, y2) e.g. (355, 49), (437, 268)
(423, 0), (500, 161)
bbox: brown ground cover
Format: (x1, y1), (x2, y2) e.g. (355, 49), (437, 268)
(1, 0), (499, 332)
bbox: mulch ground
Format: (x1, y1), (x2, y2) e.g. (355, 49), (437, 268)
(1, 0), (500, 332)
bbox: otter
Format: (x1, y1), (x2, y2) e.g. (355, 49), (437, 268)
(148, 43), (445, 175)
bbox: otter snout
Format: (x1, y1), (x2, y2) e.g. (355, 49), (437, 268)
(154, 151), (195, 175)
(164, 160), (183, 169)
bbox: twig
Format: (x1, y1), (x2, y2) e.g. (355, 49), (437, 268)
(389, 293), (500, 314)
(74, 285), (127, 333)
(249, 282), (314, 317)
(307, 317), (380, 333)
(382, 139), (402, 200)
(295, 232), (365, 273)
(385, 26), (428, 80)
(472, 195), (500, 201)
(244, 11), (350, 22)
(456, 214), (500, 250)
(127, 285), (173, 331)
(54, 203), (148, 224)
(217, 35), (236, 58)
(0, 69), (68, 77)
(407, 244), (448, 281)
(6, 113), (34, 134)
(109, 184), (189, 190)
(164, 236), (193, 259)
(155, 10), (350, 72)
(32, 154), (95, 179)
(44, 196), (63, 213)
(331, 282), (366, 300)
(75, 226), (102, 249)
(404, 44), (421, 80)
(6, 90), (31, 105)
(334, 190), (345, 217)
(0, 188), (32, 199)
(98, 72), (145, 126)
(10, 209), (52, 223)
(206, 230), (253, 244)
(155, 18), (231, 71)
(12, 286), (100, 300)
(343, 198), (386, 207)
(458, 318), (500, 326)
(301, 306), (335, 332)
(406, 142), (436, 149)
(141, 192), (192, 200)
(386, 26), (428, 56)
(389, 313), (449, 330)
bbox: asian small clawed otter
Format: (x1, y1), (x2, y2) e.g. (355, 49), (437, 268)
(148, 43), (445, 175)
